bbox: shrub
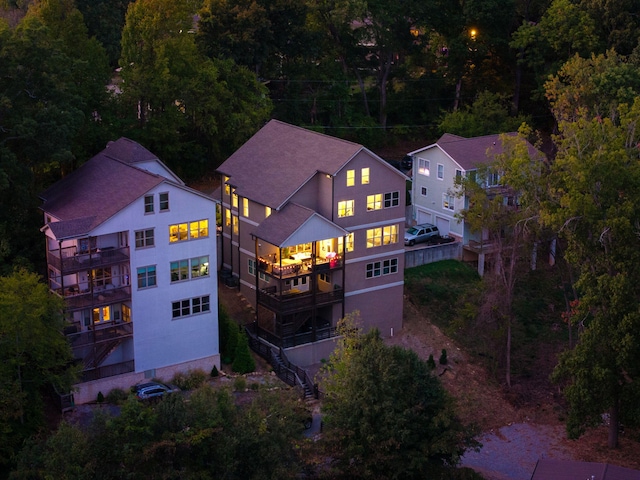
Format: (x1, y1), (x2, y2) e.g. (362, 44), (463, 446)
(233, 376), (247, 391)
(211, 365), (219, 377)
(96, 391), (104, 403)
(250, 382), (259, 391)
(105, 388), (129, 405)
(232, 329), (255, 374)
(439, 349), (448, 365)
(427, 354), (436, 370)
(172, 369), (208, 390)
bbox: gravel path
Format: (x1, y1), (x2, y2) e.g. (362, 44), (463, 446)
(460, 423), (575, 480)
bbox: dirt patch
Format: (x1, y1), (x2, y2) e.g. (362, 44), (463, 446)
(386, 292), (640, 477)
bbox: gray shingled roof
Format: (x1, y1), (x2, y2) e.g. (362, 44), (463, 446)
(101, 137), (160, 165)
(251, 203), (347, 247)
(216, 120), (363, 209)
(412, 133), (541, 171)
(40, 139), (166, 239)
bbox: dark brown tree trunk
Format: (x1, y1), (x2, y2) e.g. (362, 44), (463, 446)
(608, 398), (619, 448)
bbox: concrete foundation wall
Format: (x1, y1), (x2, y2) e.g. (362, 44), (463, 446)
(284, 337), (338, 367)
(72, 354), (220, 404)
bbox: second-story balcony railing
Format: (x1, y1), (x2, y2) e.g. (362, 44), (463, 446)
(257, 287), (344, 315)
(56, 285), (132, 311)
(47, 246), (130, 274)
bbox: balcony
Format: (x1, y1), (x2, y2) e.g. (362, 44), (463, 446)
(47, 245), (130, 274)
(56, 284), (132, 312)
(257, 287), (344, 315)
(258, 255), (342, 279)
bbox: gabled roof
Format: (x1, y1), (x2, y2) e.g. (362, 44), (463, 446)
(252, 203), (348, 247)
(409, 132), (541, 171)
(216, 120), (364, 209)
(531, 458), (640, 480)
(40, 139), (169, 239)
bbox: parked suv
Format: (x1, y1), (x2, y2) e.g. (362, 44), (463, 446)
(134, 382), (180, 401)
(404, 223), (439, 246)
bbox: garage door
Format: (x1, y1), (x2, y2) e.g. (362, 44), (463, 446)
(417, 210), (432, 224)
(436, 217), (450, 236)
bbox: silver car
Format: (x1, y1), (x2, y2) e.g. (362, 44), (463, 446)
(404, 223), (439, 246)
(134, 382), (180, 400)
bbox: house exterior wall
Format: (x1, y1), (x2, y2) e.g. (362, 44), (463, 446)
(45, 181), (220, 387)
(411, 148), (464, 239)
(123, 185), (219, 373)
(332, 152), (406, 336)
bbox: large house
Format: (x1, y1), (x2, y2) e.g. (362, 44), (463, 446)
(407, 133), (542, 272)
(216, 120), (408, 366)
(40, 138), (219, 403)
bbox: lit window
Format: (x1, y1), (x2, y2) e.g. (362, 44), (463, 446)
(225, 208), (231, 227)
(443, 193), (455, 211)
(265, 206), (271, 217)
(159, 192), (169, 211)
(361, 167), (370, 184)
(137, 265), (156, 289)
(338, 233), (354, 253)
(135, 229), (155, 248)
(190, 219), (208, 239)
(437, 164), (444, 180)
(232, 214), (238, 235)
(243, 198), (249, 217)
(338, 200), (354, 217)
(346, 170), (355, 186)
(169, 220), (208, 242)
(122, 305), (131, 322)
(384, 191), (399, 208)
(144, 195), (154, 214)
(367, 194), (382, 211)
(224, 177), (230, 195)
(383, 225), (398, 244)
(92, 306), (111, 323)
(418, 159), (430, 176)
(366, 228), (382, 248)
(366, 224), (397, 247)
(232, 191), (238, 208)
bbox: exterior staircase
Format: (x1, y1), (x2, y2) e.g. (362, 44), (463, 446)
(246, 327), (318, 400)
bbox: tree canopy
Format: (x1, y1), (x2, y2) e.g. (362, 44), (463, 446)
(0, 269), (78, 472)
(321, 314), (478, 479)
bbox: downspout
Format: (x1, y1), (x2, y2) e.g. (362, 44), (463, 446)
(341, 235), (346, 319)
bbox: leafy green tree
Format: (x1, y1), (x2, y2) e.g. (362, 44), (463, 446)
(119, 0), (271, 176)
(75, 0), (131, 66)
(545, 49), (640, 123)
(439, 90), (531, 137)
(546, 100), (640, 448)
(322, 314), (477, 479)
(0, 269), (78, 472)
(454, 127), (545, 387)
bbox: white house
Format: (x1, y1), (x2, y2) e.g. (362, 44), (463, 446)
(40, 138), (219, 403)
(408, 133), (542, 272)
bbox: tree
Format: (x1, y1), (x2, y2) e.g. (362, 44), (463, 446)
(119, 0), (272, 176)
(546, 100), (640, 448)
(322, 313), (477, 479)
(0, 269), (78, 472)
(232, 329), (255, 374)
(545, 50), (640, 123)
(439, 90), (531, 137)
(454, 127), (545, 387)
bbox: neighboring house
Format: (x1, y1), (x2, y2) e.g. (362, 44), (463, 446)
(531, 458), (640, 480)
(216, 120), (408, 366)
(407, 133), (542, 271)
(40, 138), (219, 403)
